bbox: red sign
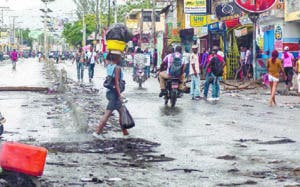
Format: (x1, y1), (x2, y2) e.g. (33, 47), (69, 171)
(234, 0), (276, 13)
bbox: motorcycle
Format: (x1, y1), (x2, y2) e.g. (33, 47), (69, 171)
(133, 66), (147, 88)
(0, 112), (6, 135)
(164, 77), (181, 107)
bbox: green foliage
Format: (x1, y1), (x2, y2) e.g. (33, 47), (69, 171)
(62, 14), (96, 47)
(63, 0), (151, 46)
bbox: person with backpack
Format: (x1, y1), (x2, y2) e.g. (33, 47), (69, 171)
(203, 47), (225, 101)
(158, 46), (185, 97)
(10, 49), (18, 70)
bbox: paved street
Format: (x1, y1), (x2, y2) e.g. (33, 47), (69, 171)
(1, 59), (300, 186)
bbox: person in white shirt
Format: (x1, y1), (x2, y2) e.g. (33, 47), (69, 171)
(189, 45), (201, 100)
(144, 48), (151, 78)
(86, 46), (97, 82)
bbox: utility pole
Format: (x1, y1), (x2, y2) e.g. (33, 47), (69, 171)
(151, 0), (156, 50)
(113, 0), (117, 24)
(95, 0), (100, 41)
(108, 0), (111, 27)
(140, 9), (143, 47)
(41, 0), (55, 60)
(82, 10), (86, 47)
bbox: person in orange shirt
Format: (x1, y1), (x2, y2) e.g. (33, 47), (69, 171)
(267, 50), (286, 106)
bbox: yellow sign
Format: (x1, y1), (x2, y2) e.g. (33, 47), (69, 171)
(285, 0), (300, 21)
(126, 19), (139, 29)
(184, 0), (206, 14)
(206, 15), (218, 24)
(190, 15), (206, 27)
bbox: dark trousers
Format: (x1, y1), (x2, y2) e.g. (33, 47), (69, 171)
(88, 63), (95, 79)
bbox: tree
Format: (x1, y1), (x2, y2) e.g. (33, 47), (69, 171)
(62, 14), (96, 47)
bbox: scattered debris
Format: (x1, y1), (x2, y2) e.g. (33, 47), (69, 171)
(0, 86), (48, 92)
(227, 168), (240, 173)
(166, 168), (203, 173)
(258, 138), (296, 145)
(217, 180), (257, 186)
(217, 155), (237, 160)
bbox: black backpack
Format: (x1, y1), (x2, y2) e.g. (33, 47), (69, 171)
(211, 57), (224, 77)
(169, 54), (183, 77)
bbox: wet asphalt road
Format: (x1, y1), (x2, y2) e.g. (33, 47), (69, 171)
(1, 59), (300, 186)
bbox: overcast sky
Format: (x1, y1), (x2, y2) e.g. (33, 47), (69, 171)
(0, 0), (77, 30)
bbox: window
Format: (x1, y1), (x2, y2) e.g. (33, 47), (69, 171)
(142, 11), (160, 22)
(129, 14), (137, 19)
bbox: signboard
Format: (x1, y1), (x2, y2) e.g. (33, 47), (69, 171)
(274, 24), (283, 51)
(190, 15), (206, 27)
(234, 0), (276, 13)
(184, 0), (206, 14)
(215, 2), (242, 21)
(197, 26), (208, 37)
(208, 22), (219, 31)
(126, 19), (139, 29)
(285, 0), (300, 21)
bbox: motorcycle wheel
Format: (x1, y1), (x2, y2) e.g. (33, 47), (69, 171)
(138, 78), (142, 88)
(170, 89), (177, 107)
(0, 125), (3, 136)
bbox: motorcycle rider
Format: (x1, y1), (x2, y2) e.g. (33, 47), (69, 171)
(158, 46), (185, 97)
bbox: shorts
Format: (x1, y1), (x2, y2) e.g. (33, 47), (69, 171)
(106, 90), (122, 111)
(268, 74), (279, 82)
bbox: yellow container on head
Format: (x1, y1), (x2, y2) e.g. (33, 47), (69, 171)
(107, 40), (126, 52)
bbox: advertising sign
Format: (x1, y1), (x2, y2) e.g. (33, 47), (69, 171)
(190, 15), (207, 27)
(184, 0), (206, 14)
(274, 24), (283, 51)
(234, 0), (276, 13)
(285, 0), (300, 21)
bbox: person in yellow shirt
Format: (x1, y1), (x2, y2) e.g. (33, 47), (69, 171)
(267, 50), (286, 106)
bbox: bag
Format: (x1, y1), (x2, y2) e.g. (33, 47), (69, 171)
(106, 23), (133, 43)
(103, 66), (126, 92)
(120, 105), (135, 129)
(211, 57), (224, 77)
(169, 54), (183, 77)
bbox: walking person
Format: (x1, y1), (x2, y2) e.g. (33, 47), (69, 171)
(74, 48), (85, 82)
(10, 49), (18, 70)
(93, 51), (129, 137)
(86, 46), (97, 83)
(281, 46), (295, 91)
(190, 45), (201, 100)
(267, 50), (286, 106)
(203, 47), (225, 101)
(152, 48), (158, 73)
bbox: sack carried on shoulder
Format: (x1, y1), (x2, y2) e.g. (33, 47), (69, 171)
(120, 105), (135, 129)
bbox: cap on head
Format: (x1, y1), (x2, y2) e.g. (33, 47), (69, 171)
(192, 45), (198, 49)
(284, 46), (289, 51)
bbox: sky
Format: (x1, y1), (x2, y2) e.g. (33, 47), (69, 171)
(0, 0), (77, 30)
